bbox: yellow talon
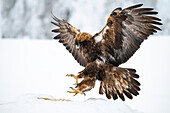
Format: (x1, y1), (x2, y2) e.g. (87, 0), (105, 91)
(68, 87), (86, 96)
(66, 74), (79, 85)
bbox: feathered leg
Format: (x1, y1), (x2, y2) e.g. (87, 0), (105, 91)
(68, 78), (96, 96)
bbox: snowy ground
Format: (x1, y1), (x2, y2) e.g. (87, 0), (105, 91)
(0, 94), (139, 113)
(0, 36), (170, 113)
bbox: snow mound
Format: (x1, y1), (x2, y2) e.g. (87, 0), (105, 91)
(0, 94), (140, 113)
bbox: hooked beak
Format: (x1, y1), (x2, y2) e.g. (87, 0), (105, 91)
(76, 44), (80, 50)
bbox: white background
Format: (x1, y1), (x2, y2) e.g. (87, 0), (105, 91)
(0, 36), (170, 113)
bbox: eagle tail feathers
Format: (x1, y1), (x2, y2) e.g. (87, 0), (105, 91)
(99, 66), (140, 101)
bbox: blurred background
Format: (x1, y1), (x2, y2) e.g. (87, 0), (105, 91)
(0, 0), (170, 113)
(0, 0), (170, 39)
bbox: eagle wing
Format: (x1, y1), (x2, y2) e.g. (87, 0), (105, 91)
(51, 13), (87, 66)
(94, 4), (162, 65)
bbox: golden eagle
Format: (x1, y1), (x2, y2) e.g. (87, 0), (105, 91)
(51, 4), (162, 101)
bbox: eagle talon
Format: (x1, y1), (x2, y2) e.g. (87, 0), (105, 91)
(66, 74), (75, 78)
(68, 87), (85, 96)
(75, 83), (79, 88)
(83, 92), (86, 96)
(66, 74), (79, 85)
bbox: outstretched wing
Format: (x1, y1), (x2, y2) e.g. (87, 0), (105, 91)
(51, 13), (87, 66)
(94, 4), (162, 65)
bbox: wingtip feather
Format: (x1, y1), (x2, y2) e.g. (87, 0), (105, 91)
(125, 4), (143, 10)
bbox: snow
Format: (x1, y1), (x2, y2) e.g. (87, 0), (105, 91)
(0, 94), (139, 113)
(0, 36), (170, 113)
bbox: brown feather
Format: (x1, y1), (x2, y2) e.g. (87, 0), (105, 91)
(130, 74), (139, 78)
(123, 89), (133, 99)
(148, 24), (162, 31)
(51, 21), (60, 27)
(124, 4), (143, 10)
(99, 82), (104, 94)
(131, 78), (141, 86)
(105, 86), (112, 99)
(52, 29), (61, 33)
(139, 11), (158, 15)
(53, 34), (61, 39)
(133, 85), (141, 91)
(134, 8), (154, 13)
(139, 16), (161, 21)
(112, 90), (118, 100)
(128, 87), (139, 96)
(117, 90), (125, 101)
(136, 20), (162, 25)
